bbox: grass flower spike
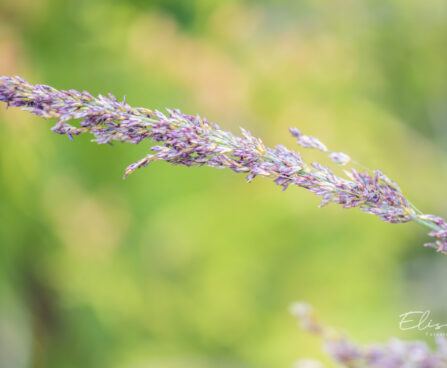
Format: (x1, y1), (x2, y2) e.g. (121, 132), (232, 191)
(1, 76), (446, 253)
(290, 302), (447, 368)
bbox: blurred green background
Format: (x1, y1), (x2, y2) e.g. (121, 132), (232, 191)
(1, 0), (447, 367)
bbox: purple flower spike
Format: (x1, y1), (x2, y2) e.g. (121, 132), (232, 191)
(1, 75), (446, 254)
(291, 302), (447, 368)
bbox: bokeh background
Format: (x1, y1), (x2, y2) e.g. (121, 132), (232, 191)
(1, 0), (447, 367)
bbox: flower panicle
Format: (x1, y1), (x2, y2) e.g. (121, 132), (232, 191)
(1, 75), (446, 253)
(290, 302), (447, 368)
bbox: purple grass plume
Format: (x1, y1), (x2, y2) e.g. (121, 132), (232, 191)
(290, 302), (447, 368)
(1, 76), (446, 253)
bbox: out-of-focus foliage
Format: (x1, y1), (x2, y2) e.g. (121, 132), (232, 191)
(0, 1), (446, 367)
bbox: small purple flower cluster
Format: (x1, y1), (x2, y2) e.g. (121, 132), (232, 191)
(1, 76), (446, 253)
(421, 215), (447, 254)
(290, 302), (447, 368)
